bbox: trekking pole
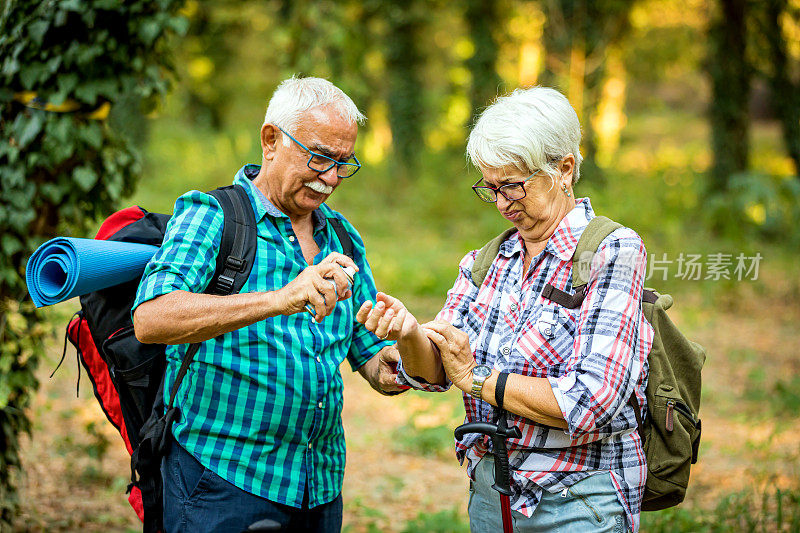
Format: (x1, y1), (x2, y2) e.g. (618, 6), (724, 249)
(455, 411), (521, 533)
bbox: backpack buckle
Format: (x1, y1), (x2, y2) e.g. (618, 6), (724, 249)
(225, 256), (246, 272)
(215, 275), (234, 294)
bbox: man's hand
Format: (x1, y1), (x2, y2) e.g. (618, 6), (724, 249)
(358, 346), (410, 396)
(276, 252), (358, 322)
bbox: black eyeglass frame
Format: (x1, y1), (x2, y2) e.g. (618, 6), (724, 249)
(471, 169), (545, 203)
(277, 126), (362, 178)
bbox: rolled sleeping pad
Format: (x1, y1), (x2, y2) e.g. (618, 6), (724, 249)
(26, 237), (158, 307)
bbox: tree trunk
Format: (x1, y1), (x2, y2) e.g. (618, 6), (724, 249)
(383, 0), (425, 180)
(707, 0), (751, 192)
(465, 0), (502, 124)
(763, 0), (800, 177)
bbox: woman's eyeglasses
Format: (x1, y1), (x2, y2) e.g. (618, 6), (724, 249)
(471, 170), (543, 203)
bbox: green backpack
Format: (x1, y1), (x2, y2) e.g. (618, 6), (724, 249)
(471, 216), (706, 511)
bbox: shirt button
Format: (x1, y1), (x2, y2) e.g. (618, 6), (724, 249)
(318, 402), (324, 408)
(289, 235), (296, 242)
(308, 442), (312, 449)
(510, 303), (517, 312)
(316, 356), (321, 363)
(544, 327), (553, 336)
(502, 347), (510, 356)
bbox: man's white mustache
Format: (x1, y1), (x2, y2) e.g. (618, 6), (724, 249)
(306, 180), (333, 194)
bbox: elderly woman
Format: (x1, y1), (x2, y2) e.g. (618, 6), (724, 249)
(357, 86), (653, 533)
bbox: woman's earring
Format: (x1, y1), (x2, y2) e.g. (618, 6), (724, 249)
(562, 185), (571, 197)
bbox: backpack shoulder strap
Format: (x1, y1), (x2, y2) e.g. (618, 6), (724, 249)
(470, 227), (517, 287)
(571, 215), (622, 288)
(206, 184), (257, 296)
(327, 217), (355, 260)
(540, 215), (622, 309)
(166, 184), (257, 410)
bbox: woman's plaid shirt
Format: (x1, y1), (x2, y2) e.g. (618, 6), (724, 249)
(133, 165), (390, 510)
(399, 198), (653, 532)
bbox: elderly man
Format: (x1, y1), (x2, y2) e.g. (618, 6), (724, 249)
(133, 76), (404, 532)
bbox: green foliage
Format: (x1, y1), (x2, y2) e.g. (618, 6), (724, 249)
(401, 507), (470, 533)
(641, 485), (800, 532)
(392, 422), (455, 459)
(0, 0), (185, 526)
(706, 172), (800, 245)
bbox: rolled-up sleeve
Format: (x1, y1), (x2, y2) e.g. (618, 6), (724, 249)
(132, 191), (224, 314)
(548, 229), (649, 441)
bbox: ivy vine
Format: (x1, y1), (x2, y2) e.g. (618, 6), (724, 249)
(0, 0), (186, 526)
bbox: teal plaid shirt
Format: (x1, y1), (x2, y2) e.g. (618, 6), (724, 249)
(133, 164), (390, 508)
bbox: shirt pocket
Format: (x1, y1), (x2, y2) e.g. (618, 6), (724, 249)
(516, 302), (577, 369)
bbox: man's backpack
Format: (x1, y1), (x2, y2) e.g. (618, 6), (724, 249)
(64, 185), (356, 532)
(470, 216), (706, 511)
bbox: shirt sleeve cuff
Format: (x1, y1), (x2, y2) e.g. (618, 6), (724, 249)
(396, 357), (451, 392)
(548, 373), (583, 438)
(131, 270), (188, 316)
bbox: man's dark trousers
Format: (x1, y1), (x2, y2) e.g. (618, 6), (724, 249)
(162, 441), (343, 532)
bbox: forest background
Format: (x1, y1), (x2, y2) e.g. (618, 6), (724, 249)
(1, 0), (800, 531)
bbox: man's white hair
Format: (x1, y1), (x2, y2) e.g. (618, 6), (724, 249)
(467, 86), (583, 185)
(263, 76), (366, 145)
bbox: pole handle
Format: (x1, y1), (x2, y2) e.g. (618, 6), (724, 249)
(454, 415), (521, 497)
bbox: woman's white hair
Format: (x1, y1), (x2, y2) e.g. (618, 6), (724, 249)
(467, 86), (583, 185)
(263, 76), (366, 145)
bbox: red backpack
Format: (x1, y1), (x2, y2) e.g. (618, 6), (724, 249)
(63, 185), (257, 532)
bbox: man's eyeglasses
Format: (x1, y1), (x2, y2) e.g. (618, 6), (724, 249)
(277, 126), (361, 178)
(472, 170), (544, 203)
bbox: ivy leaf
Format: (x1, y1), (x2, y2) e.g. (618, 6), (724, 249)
(73, 166), (98, 191)
(28, 20), (50, 46)
(75, 82), (99, 105)
(19, 62), (47, 90)
(80, 122), (103, 149)
(139, 19), (161, 46)
(1, 234), (22, 256)
(14, 112), (45, 148)
(1, 57), (20, 76)
(57, 73), (79, 96)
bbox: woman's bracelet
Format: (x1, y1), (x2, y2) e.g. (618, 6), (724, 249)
(495, 371), (510, 410)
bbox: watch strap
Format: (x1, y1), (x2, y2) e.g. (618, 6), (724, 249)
(470, 367), (490, 399)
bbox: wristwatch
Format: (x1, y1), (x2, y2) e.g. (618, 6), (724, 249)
(470, 365), (493, 400)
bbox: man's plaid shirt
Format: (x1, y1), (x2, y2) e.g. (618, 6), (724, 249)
(399, 198), (653, 532)
(133, 165), (390, 509)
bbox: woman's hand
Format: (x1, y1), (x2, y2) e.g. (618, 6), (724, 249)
(356, 292), (420, 342)
(422, 320), (475, 392)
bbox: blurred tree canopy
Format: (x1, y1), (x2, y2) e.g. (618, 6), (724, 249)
(164, 0), (798, 188)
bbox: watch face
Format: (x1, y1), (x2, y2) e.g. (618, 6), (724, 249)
(473, 365), (492, 378)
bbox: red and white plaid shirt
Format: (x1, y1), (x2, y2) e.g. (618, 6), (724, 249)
(398, 198), (653, 532)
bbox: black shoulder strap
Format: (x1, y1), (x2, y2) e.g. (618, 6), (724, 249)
(166, 184), (257, 410)
(327, 217), (355, 260)
(207, 185), (258, 296)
